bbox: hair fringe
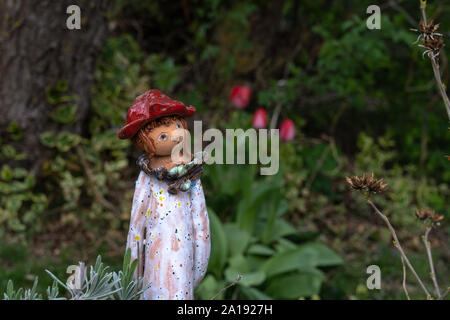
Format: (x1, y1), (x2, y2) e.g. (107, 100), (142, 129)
(133, 115), (187, 157)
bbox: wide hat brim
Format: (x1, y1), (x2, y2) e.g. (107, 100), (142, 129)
(117, 103), (196, 139)
(117, 89), (196, 139)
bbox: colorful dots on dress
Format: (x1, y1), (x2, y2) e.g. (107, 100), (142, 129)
(127, 172), (210, 300)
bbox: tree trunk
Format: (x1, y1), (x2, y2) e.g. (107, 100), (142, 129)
(0, 0), (112, 173)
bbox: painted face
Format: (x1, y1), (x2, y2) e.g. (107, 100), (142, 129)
(148, 119), (184, 156)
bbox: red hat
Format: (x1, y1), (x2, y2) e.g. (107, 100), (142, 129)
(117, 89), (196, 139)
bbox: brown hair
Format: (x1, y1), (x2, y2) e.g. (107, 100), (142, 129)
(133, 115), (187, 157)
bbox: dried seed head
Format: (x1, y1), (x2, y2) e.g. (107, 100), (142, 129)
(346, 173), (388, 195)
(412, 19), (445, 59)
(415, 207), (444, 224)
(424, 37), (444, 52)
(419, 19), (440, 35)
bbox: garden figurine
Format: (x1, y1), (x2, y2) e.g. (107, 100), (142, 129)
(117, 89), (210, 300)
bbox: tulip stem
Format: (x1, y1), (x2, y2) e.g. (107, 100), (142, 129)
(270, 103), (282, 130)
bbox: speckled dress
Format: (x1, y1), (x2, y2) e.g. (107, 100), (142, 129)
(126, 170), (210, 300)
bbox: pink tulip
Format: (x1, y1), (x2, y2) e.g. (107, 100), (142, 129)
(230, 85), (251, 109)
(280, 119), (295, 141)
(252, 108), (267, 128)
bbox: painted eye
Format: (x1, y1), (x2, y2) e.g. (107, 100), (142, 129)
(176, 121), (182, 129)
(158, 133), (168, 141)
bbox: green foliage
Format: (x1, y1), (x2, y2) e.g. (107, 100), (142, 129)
(3, 277), (42, 300)
(46, 80), (78, 124)
(112, 248), (150, 300)
(144, 54), (182, 92)
(2, 0), (449, 300)
(7, 121), (23, 141)
(40, 131), (82, 152)
(0, 132), (47, 236)
(198, 163), (343, 300)
(353, 133), (449, 227)
(90, 34), (148, 133)
(1, 249), (147, 300)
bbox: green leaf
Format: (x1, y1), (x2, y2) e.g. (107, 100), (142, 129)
(260, 246), (317, 278)
(266, 269), (324, 299)
(1, 165), (13, 181)
(237, 271), (266, 287)
(7, 121), (23, 140)
(55, 132), (82, 152)
(275, 238), (298, 253)
(195, 275), (224, 300)
(40, 132), (57, 148)
(2, 145), (19, 159)
(298, 242), (343, 267)
(207, 208), (228, 276)
(247, 244), (275, 256)
(224, 224), (251, 257)
(226, 254), (249, 274)
(224, 254), (267, 287)
(272, 219), (298, 240)
(240, 286), (273, 300)
(49, 104), (78, 124)
(40, 131), (81, 152)
(236, 180), (274, 234)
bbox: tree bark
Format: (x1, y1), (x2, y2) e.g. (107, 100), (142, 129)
(0, 0), (112, 173)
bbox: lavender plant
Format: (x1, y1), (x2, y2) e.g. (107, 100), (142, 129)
(1, 248), (149, 300)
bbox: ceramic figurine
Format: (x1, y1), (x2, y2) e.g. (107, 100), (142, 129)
(117, 89), (210, 300)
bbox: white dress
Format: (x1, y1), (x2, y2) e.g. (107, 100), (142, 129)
(126, 171), (210, 300)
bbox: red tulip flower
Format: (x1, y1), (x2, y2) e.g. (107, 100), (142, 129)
(280, 119), (295, 141)
(230, 85), (251, 109)
(252, 108), (267, 128)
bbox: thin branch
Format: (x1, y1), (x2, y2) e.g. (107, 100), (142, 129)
(210, 275), (242, 300)
(400, 256), (411, 300)
(440, 287), (449, 300)
(420, 0), (427, 25)
(423, 226), (441, 298)
(419, 0), (450, 120)
(428, 57), (450, 120)
(367, 199), (431, 298)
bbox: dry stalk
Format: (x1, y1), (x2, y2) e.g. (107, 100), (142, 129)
(210, 274), (242, 300)
(423, 226), (441, 298)
(367, 200), (432, 298)
(418, 0), (450, 120)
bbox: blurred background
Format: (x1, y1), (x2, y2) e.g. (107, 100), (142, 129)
(0, 0), (448, 300)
